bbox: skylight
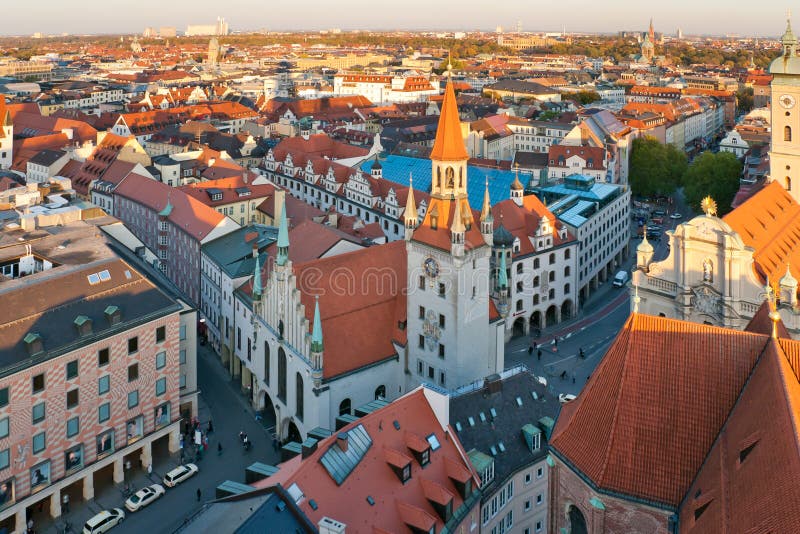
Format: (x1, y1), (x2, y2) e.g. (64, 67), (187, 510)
(87, 273), (100, 285)
(468, 417), (475, 427)
(479, 412), (486, 423)
(498, 442), (506, 453)
(426, 433), (441, 451)
(490, 446), (497, 456)
(490, 408), (497, 418)
(98, 269), (111, 281)
(455, 422), (462, 432)
(516, 397), (523, 407)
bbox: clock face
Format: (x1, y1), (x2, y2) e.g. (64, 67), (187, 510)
(781, 94), (796, 109)
(423, 257), (440, 278)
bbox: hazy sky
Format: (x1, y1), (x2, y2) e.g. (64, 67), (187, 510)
(3, 1), (792, 37)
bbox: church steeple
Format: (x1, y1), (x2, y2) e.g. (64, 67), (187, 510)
(276, 196), (289, 266)
(252, 250), (263, 299)
(310, 295), (324, 387)
(430, 69), (469, 200)
(783, 15), (798, 57)
(404, 176), (418, 241)
(480, 179), (493, 245)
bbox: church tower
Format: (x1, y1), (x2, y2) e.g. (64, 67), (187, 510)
(0, 97), (12, 170)
(769, 16), (800, 203)
(404, 65), (502, 390)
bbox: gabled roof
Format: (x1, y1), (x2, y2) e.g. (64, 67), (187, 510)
(252, 389), (480, 532)
(550, 313), (772, 507)
(430, 79), (468, 162)
(723, 181), (800, 289)
(679, 336), (800, 533)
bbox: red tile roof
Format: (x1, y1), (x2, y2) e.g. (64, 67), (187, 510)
(273, 134), (370, 160)
(113, 173), (229, 241)
(252, 389), (480, 532)
(491, 197), (575, 257)
(547, 145), (606, 170)
(292, 240), (407, 379)
(263, 219), (362, 265)
(551, 313), (772, 507)
(724, 181), (800, 290)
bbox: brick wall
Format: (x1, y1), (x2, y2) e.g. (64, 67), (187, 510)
(549, 456), (673, 534)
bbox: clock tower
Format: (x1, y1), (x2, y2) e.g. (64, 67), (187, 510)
(770, 17), (800, 203)
(404, 69), (504, 390)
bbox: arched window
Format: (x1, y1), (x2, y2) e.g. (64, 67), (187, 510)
(549, 288), (555, 300)
(787, 176), (792, 191)
(339, 398), (351, 416)
(516, 263), (523, 274)
(446, 167), (455, 188)
(264, 342), (271, 386)
(549, 253), (556, 265)
(533, 276), (540, 287)
(437, 167), (442, 188)
(516, 299), (523, 311)
(786, 125), (793, 142)
(564, 266), (571, 277)
(533, 294), (540, 305)
(374, 385), (386, 400)
(549, 271), (555, 282)
(278, 348), (287, 403)
(534, 258), (540, 269)
(295, 372), (304, 421)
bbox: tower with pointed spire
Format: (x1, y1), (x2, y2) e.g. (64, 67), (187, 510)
(480, 179), (493, 245)
(510, 166), (524, 206)
(403, 67), (503, 390)
(770, 14), (800, 203)
(0, 96), (12, 170)
(276, 196), (290, 269)
(310, 296), (324, 387)
(636, 227), (655, 271)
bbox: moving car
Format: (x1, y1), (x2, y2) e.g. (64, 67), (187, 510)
(163, 463), (199, 488)
(124, 484), (165, 512)
(559, 393), (577, 404)
(82, 508), (125, 534)
(612, 271), (629, 288)
(670, 212), (682, 219)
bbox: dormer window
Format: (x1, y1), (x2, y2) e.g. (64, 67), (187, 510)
(24, 333), (44, 356)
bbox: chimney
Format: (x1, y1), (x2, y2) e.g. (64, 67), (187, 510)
(484, 373), (502, 395)
(318, 517), (346, 534)
(337, 433), (349, 453)
(301, 438), (318, 459)
(252, 243), (258, 258)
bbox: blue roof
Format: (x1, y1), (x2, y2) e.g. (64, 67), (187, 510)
(538, 180), (619, 202)
(360, 155), (522, 209)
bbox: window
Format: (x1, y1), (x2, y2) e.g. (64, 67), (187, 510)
(98, 375), (110, 395)
(786, 125), (792, 142)
(156, 326), (166, 343)
(66, 389), (79, 409)
(525, 473), (532, 484)
(66, 416), (79, 438)
(417, 360), (424, 375)
(549, 271), (555, 282)
(127, 390), (139, 409)
(32, 402), (45, 424)
(439, 314), (445, 329)
(439, 371), (445, 386)
(98, 348), (110, 367)
(180, 374), (186, 389)
(534, 258), (540, 269)
(126, 416), (144, 444)
(506, 510), (513, 528)
(296, 373), (304, 421)
(64, 444), (82, 473)
(418, 335), (425, 349)
(98, 402), (110, 423)
(438, 283), (446, 297)
(32, 432), (46, 454)
(237, 327), (242, 350)
(0, 417), (7, 440)
(155, 403), (170, 428)
(128, 364), (139, 382)
(97, 430), (114, 459)
(525, 499), (531, 511)
(0, 449), (8, 471)
(516, 263), (523, 274)
(30, 461), (50, 491)
(549, 253), (555, 265)
(180, 349), (186, 364)
(66, 360), (78, 380)
(565, 248), (571, 260)
(0, 388), (7, 408)
(339, 398), (351, 416)
(128, 337), (138, 354)
(156, 351), (166, 370)
(438, 344), (445, 359)
(155, 377), (166, 397)
(536, 521), (543, 533)
(375, 385), (386, 400)
(537, 466), (544, 478)
(418, 276), (426, 290)
(419, 306), (425, 319)
(537, 493), (543, 505)
(180, 325), (187, 340)
(428, 366), (434, 379)
(278, 348), (287, 403)
(32, 373), (45, 394)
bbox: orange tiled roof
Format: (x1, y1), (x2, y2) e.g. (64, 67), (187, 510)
(679, 335), (800, 533)
(251, 389), (480, 532)
(550, 313), (775, 507)
(429, 79), (468, 162)
(723, 181), (800, 288)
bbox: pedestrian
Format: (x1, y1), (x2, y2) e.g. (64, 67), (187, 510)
(196, 488), (202, 502)
(579, 348), (585, 359)
(239, 430), (245, 443)
(272, 437), (278, 451)
(147, 463), (152, 476)
(27, 518), (33, 534)
(218, 442), (223, 456)
(528, 346), (533, 355)
(572, 373), (576, 384)
(554, 337), (559, 348)
(533, 341), (537, 351)
(537, 349), (542, 361)
(207, 419), (214, 434)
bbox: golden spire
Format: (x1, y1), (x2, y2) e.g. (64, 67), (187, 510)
(481, 178), (491, 222)
(511, 164), (524, 190)
(404, 174), (418, 226)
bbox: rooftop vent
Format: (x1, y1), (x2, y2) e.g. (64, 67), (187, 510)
(104, 305), (121, 326)
(336, 433), (349, 453)
(484, 373), (502, 395)
(74, 315), (93, 337)
(301, 437), (318, 459)
(24, 332), (43, 356)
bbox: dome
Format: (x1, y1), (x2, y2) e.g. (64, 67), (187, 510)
(769, 55), (800, 75)
(637, 234), (654, 255)
(370, 158), (382, 170)
(510, 175), (524, 191)
(493, 224), (515, 247)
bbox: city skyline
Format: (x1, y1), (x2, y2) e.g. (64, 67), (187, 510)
(2, 1), (794, 37)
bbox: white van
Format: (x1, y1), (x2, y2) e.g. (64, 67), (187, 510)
(83, 508), (125, 534)
(612, 271), (629, 288)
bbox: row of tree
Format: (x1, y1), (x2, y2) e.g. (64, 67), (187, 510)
(629, 137), (742, 216)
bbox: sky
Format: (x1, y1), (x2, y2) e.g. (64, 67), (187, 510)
(2, 1), (792, 37)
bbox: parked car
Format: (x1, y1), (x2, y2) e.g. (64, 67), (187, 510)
(124, 484), (165, 512)
(670, 212), (682, 219)
(559, 393), (577, 404)
(653, 209), (666, 217)
(651, 217), (664, 225)
(83, 509), (125, 534)
(163, 463), (199, 488)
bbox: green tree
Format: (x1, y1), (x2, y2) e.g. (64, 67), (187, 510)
(629, 137), (687, 197)
(736, 87), (754, 114)
(683, 151), (743, 216)
(571, 91), (601, 105)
